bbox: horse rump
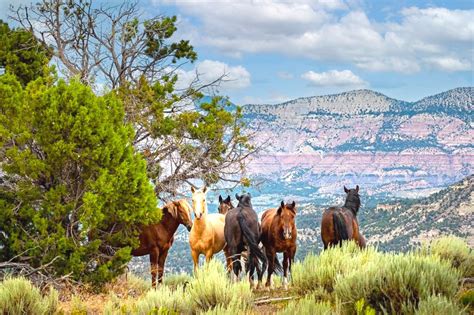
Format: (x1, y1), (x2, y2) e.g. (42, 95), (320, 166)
(237, 212), (268, 278)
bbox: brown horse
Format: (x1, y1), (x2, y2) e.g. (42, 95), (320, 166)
(131, 199), (193, 287)
(218, 195), (233, 214)
(261, 201), (297, 290)
(321, 185), (365, 249)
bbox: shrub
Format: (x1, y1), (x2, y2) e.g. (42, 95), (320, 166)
(423, 236), (474, 277)
(0, 277), (58, 315)
(458, 289), (474, 307)
(416, 295), (465, 315)
(277, 296), (333, 315)
(334, 252), (460, 313)
(188, 259), (253, 312)
(292, 242), (381, 294)
(134, 285), (191, 314)
(163, 273), (193, 290)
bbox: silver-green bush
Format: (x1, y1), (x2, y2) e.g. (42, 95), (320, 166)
(416, 295), (465, 315)
(423, 236), (474, 277)
(277, 296), (333, 315)
(0, 277), (58, 315)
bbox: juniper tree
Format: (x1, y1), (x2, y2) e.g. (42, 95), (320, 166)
(0, 74), (159, 285)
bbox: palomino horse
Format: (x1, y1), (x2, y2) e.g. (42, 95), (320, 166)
(261, 201), (297, 290)
(321, 185), (365, 249)
(189, 186), (229, 273)
(218, 195), (233, 214)
(132, 199), (193, 287)
(224, 193), (267, 288)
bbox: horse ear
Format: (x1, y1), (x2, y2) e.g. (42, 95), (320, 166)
(291, 201), (296, 209)
(203, 186), (208, 194)
(219, 195), (223, 203)
(225, 195), (231, 203)
(355, 185), (359, 193)
(344, 186), (349, 193)
(281, 200), (285, 208)
(235, 193), (240, 200)
(191, 186), (196, 193)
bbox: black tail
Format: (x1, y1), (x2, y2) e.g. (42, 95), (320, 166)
(273, 253), (283, 273)
(238, 212), (267, 277)
(332, 212), (349, 246)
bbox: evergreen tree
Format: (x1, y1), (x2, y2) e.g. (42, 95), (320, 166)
(0, 20), (51, 86)
(0, 74), (160, 285)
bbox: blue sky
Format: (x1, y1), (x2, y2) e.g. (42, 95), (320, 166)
(1, 0), (473, 104)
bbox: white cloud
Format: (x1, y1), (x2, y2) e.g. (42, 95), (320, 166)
(156, 1), (473, 73)
(302, 70), (367, 87)
(174, 60), (251, 91)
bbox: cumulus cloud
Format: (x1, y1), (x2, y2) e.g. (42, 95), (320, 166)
(155, 1), (473, 73)
(302, 70), (367, 87)
(174, 60), (251, 91)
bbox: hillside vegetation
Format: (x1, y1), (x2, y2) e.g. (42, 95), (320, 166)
(1, 236), (472, 314)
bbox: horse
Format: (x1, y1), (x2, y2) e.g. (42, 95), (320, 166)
(218, 195), (233, 214)
(189, 186), (229, 273)
(321, 185), (365, 249)
(224, 193), (267, 289)
(261, 201), (297, 290)
(131, 199), (193, 287)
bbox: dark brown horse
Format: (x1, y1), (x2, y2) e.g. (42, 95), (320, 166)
(261, 201), (297, 290)
(224, 193), (267, 288)
(321, 185), (365, 249)
(132, 199), (193, 287)
(218, 195), (233, 214)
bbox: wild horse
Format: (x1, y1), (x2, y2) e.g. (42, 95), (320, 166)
(189, 186), (230, 273)
(218, 195), (233, 215)
(131, 199), (193, 287)
(261, 201), (296, 290)
(224, 193), (267, 288)
(321, 185), (365, 249)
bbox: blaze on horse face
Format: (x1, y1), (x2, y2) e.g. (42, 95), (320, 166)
(218, 195), (233, 214)
(277, 201), (296, 240)
(191, 186), (208, 220)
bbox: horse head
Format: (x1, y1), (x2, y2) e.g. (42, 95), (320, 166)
(218, 195), (233, 214)
(343, 185), (361, 214)
(191, 186), (208, 220)
(235, 193), (252, 208)
(277, 201), (296, 240)
(171, 200), (193, 231)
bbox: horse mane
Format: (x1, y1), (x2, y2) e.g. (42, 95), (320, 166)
(163, 201), (179, 219)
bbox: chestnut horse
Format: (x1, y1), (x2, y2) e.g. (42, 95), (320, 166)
(261, 201), (297, 290)
(218, 195), (233, 214)
(131, 199), (193, 287)
(189, 186), (229, 273)
(224, 193), (267, 288)
(321, 185), (365, 249)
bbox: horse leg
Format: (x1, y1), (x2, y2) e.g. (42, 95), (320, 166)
(224, 247), (233, 274)
(248, 254), (257, 290)
(265, 250), (275, 289)
(149, 247), (159, 288)
(191, 250), (200, 275)
(157, 248), (169, 284)
(283, 252), (290, 290)
(205, 250), (214, 263)
(231, 251), (242, 282)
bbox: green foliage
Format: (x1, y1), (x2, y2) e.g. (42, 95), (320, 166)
(458, 289), (474, 308)
(0, 277), (58, 314)
(0, 20), (51, 86)
(0, 74), (160, 285)
(277, 296), (333, 315)
(416, 295), (465, 315)
(422, 236), (474, 277)
(188, 259), (253, 312)
(162, 273), (192, 290)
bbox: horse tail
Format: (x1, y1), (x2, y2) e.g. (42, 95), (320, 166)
(238, 212), (267, 276)
(273, 255), (283, 273)
(332, 211), (349, 245)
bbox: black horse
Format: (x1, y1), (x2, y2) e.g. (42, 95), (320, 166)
(224, 193), (267, 288)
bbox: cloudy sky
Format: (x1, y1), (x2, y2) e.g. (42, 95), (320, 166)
(1, 0), (473, 104)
